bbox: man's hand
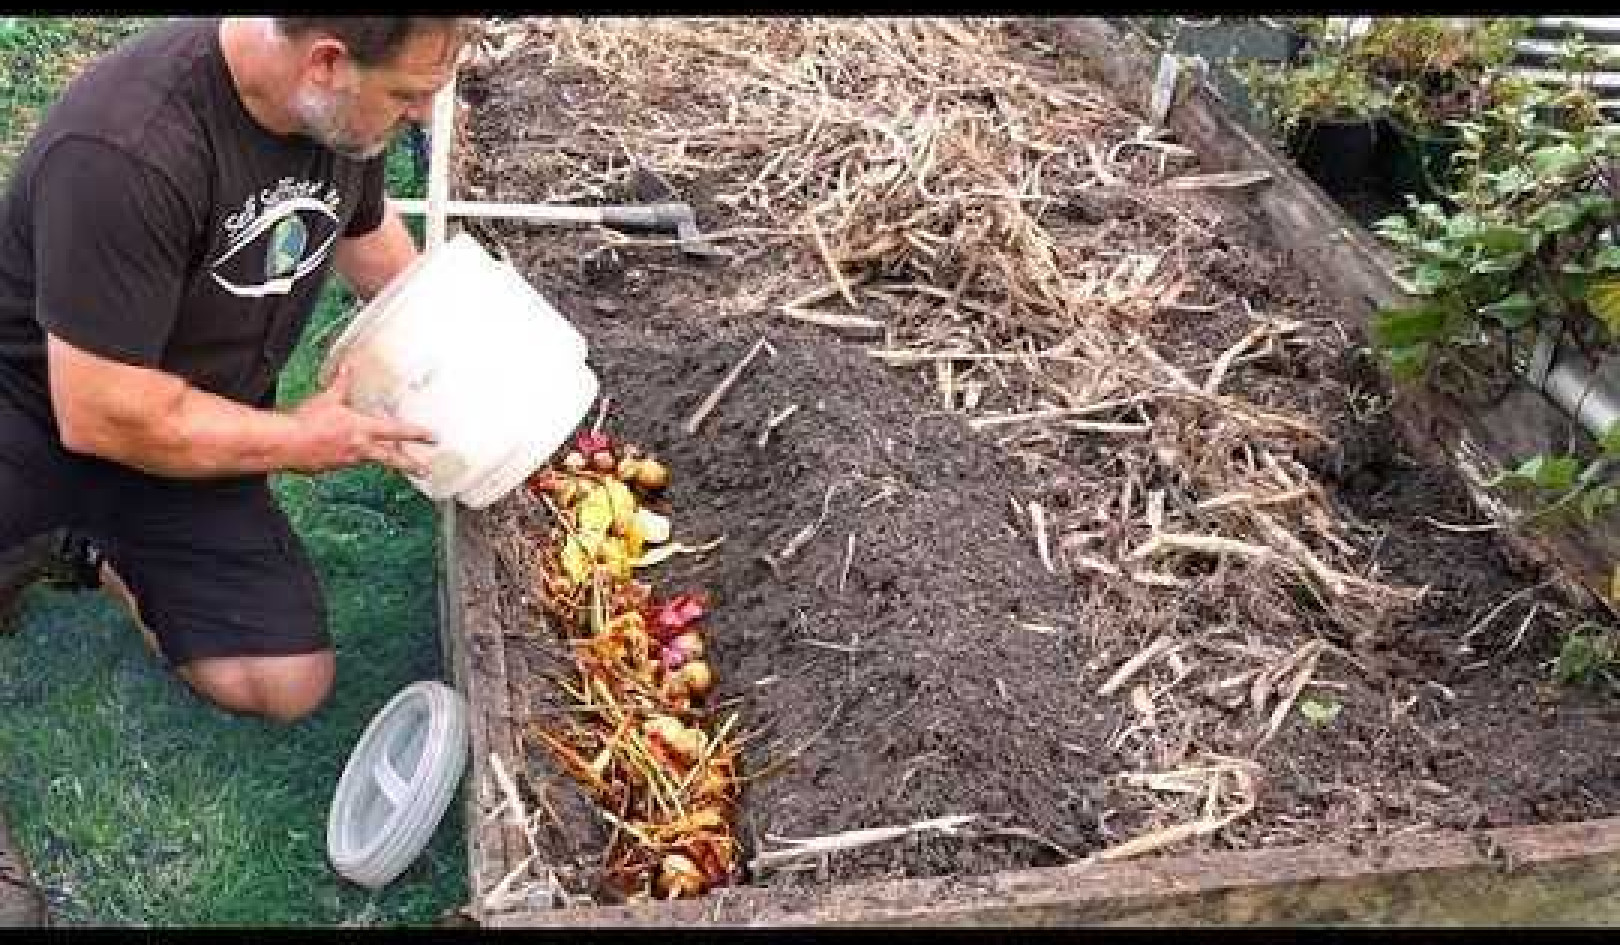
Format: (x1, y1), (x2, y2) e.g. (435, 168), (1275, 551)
(285, 362), (436, 476)
(47, 333), (435, 479)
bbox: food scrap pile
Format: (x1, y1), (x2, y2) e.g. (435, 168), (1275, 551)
(521, 430), (741, 901)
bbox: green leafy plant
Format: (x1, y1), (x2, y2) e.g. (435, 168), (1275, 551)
(1356, 18), (1467, 82)
(1355, 18), (1528, 81)
(1375, 20), (1528, 139)
(1551, 622), (1620, 688)
(1240, 51), (1388, 141)
(1368, 53), (1620, 524)
(1543, 33), (1614, 133)
(1486, 421), (1620, 523)
(1370, 93), (1620, 388)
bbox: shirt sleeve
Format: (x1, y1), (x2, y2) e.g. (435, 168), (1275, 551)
(31, 134), (194, 368)
(341, 154), (388, 238)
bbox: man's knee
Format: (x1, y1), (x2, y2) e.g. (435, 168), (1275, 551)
(179, 650), (335, 723)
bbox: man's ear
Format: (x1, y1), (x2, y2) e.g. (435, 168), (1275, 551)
(303, 36), (352, 90)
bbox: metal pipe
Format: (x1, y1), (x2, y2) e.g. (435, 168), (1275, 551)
(1524, 332), (1620, 440)
(1539, 356), (1620, 438)
(390, 197), (604, 220)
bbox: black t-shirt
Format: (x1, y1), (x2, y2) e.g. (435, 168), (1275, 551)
(0, 16), (386, 430)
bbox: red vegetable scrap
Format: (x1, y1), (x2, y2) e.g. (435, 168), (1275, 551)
(653, 593), (706, 641)
(575, 430), (613, 457)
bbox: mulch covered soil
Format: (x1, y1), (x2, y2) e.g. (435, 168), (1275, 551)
(450, 17), (1620, 904)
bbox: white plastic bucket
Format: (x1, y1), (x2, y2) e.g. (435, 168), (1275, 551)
(320, 232), (598, 509)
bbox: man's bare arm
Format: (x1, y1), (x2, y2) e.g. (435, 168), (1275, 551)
(333, 208), (420, 301)
(47, 333), (434, 479)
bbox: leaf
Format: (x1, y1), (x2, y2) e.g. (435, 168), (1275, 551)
(618, 510), (646, 560)
(1468, 225), (1536, 256)
(1381, 343), (1430, 381)
(633, 536), (725, 570)
(1592, 245), (1620, 271)
(1491, 165), (1536, 196)
(1478, 292), (1539, 328)
(1445, 212), (1484, 240)
(628, 531), (719, 570)
(1373, 214), (1413, 240)
(598, 536), (633, 582)
(1531, 200), (1583, 233)
(1416, 201), (1452, 230)
(1469, 252), (1525, 275)
(1576, 194), (1617, 222)
(633, 508), (671, 545)
(1412, 261), (1461, 294)
(1487, 453), (1576, 491)
(1371, 302), (1454, 348)
(1601, 420), (1620, 457)
(1522, 454), (1582, 492)
(1298, 697), (1342, 728)
(634, 544), (685, 569)
(1561, 271), (1597, 305)
(1580, 485), (1620, 521)
(1530, 142), (1586, 178)
(1585, 279), (1620, 335)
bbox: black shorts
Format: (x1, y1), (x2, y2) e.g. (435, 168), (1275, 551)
(0, 405), (330, 665)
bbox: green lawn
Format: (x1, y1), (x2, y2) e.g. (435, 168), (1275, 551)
(0, 18), (466, 926)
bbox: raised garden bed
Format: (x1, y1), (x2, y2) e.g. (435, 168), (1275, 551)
(438, 17), (1620, 925)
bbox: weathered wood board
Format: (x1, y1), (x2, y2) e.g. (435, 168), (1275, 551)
(442, 16), (1620, 927)
(439, 501), (536, 918)
(474, 817), (1620, 926)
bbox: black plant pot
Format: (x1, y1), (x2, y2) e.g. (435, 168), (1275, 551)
(1375, 116), (1460, 206)
(1288, 115), (1381, 200)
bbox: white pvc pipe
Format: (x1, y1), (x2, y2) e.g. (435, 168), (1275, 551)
(423, 69), (459, 687)
(424, 82), (457, 250)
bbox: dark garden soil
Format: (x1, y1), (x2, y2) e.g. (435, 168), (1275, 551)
(449, 18), (1620, 903)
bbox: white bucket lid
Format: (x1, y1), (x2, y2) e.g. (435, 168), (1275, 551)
(327, 681), (469, 889)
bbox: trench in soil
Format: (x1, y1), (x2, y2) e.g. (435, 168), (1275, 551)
(451, 19), (1620, 904)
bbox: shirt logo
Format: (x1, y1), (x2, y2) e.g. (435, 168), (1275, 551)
(211, 178), (343, 299)
(266, 215), (309, 281)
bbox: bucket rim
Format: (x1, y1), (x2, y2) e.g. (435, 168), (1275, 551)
(319, 233), (489, 387)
